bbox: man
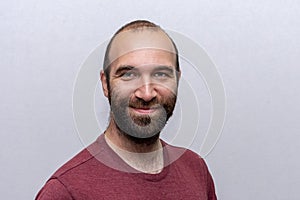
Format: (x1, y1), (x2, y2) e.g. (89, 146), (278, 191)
(36, 20), (217, 199)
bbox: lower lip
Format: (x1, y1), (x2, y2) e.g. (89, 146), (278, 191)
(132, 108), (157, 114)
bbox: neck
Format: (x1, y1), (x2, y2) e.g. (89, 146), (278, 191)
(105, 118), (161, 153)
(104, 118), (164, 173)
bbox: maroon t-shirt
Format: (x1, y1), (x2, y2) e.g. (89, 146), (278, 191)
(36, 135), (217, 199)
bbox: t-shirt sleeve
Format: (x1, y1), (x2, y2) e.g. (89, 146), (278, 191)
(35, 178), (73, 200)
(207, 169), (217, 200)
(201, 158), (217, 200)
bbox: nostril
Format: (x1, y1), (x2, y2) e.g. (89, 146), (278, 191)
(135, 85), (157, 102)
(135, 96), (156, 105)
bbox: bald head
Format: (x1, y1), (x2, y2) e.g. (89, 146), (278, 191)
(103, 20), (180, 75)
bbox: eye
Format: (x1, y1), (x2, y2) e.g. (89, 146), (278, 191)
(153, 71), (173, 79)
(121, 71), (138, 80)
(154, 72), (167, 77)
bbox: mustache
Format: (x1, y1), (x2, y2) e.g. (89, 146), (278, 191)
(129, 98), (161, 109)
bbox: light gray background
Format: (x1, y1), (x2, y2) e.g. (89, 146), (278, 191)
(1, 0), (299, 199)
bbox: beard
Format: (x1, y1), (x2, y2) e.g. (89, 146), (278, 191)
(109, 89), (177, 144)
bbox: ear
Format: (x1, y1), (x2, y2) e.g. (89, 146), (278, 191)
(177, 70), (181, 80)
(100, 70), (109, 98)
(176, 70), (181, 83)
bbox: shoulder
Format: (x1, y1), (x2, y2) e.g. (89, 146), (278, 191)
(163, 141), (212, 179)
(162, 141), (207, 168)
(181, 149), (208, 170)
(52, 136), (104, 178)
(36, 139), (102, 199)
(178, 148), (217, 200)
(35, 178), (73, 200)
(35, 148), (94, 199)
(163, 142), (217, 199)
(163, 143), (217, 199)
(52, 147), (94, 178)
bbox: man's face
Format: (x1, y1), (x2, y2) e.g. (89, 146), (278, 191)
(102, 30), (180, 140)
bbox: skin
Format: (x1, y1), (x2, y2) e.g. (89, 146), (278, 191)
(100, 29), (181, 173)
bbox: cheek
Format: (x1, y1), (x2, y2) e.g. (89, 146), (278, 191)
(111, 79), (138, 92)
(156, 84), (178, 97)
(111, 79), (178, 98)
(110, 84), (135, 102)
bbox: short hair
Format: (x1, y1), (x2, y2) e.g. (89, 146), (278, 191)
(103, 20), (180, 82)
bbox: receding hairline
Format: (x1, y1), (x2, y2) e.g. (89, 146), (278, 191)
(110, 30), (176, 61)
(114, 20), (161, 34)
(103, 20), (180, 72)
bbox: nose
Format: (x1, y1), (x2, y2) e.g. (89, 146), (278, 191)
(134, 81), (157, 102)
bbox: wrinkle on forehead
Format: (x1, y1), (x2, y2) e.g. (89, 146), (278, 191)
(109, 29), (177, 66)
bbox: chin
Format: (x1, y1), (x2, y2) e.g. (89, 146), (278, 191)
(121, 130), (160, 146)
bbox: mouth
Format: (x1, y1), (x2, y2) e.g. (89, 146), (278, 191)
(129, 106), (160, 115)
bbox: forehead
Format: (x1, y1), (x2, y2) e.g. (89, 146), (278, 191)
(108, 29), (176, 68)
(111, 49), (176, 71)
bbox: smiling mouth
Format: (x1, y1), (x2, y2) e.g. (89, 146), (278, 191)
(129, 106), (160, 114)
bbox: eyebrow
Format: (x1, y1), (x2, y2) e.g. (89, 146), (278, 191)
(114, 65), (135, 76)
(153, 66), (175, 74)
(114, 65), (175, 76)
